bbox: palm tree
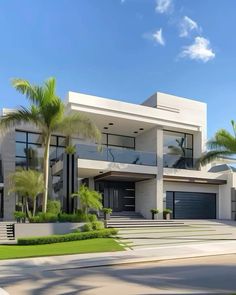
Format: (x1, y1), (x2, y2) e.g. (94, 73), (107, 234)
(72, 184), (103, 214)
(8, 169), (44, 216)
(0, 77), (101, 212)
(200, 120), (236, 165)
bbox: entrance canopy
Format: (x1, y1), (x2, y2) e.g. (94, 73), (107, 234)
(94, 171), (156, 182)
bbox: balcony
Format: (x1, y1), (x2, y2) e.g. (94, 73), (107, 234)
(163, 154), (199, 170)
(76, 144), (157, 166)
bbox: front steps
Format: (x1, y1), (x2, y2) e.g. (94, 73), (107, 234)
(0, 223), (15, 241)
(107, 212), (186, 228)
(107, 219), (186, 228)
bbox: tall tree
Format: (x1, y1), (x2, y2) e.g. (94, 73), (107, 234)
(200, 120), (236, 165)
(9, 169), (44, 216)
(1, 78), (101, 212)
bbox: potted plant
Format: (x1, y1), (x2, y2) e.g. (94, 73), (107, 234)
(163, 208), (172, 220)
(14, 211), (26, 223)
(102, 208), (112, 220)
(102, 208), (112, 228)
(150, 209), (159, 220)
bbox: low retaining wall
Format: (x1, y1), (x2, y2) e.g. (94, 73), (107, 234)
(15, 223), (84, 238)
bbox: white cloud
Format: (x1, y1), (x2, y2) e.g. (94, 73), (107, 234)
(152, 29), (165, 46)
(179, 16), (199, 37)
(155, 0), (173, 14)
(181, 36), (215, 62)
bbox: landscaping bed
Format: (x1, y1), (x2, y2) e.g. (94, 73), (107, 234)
(17, 228), (118, 245)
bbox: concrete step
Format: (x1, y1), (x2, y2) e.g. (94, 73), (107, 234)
(0, 223), (15, 241)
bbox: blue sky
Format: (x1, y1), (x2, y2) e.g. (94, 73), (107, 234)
(0, 0), (235, 137)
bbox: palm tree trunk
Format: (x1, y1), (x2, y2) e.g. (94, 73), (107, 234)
(33, 197), (37, 217)
(26, 199), (30, 217)
(42, 134), (51, 213)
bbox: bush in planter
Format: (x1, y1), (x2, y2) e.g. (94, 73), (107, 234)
(102, 208), (112, 220)
(87, 214), (98, 222)
(92, 221), (104, 230)
(18, 228), (118, 245)
(47, 200), (61, 215)
(150, 209), (159, 220)
(14, 211), (26, 223)
(163, 209), (172, 220)
(81, 223), (93, 232)
(58, 213), (81, 222)
(29, 213), (58, 223)
(81, 221), (104, 232)
(57, 212), (98, 223)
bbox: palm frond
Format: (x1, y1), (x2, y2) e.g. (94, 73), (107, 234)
(8, 169), (44, 198)
(0, 106), (40, 130)
(11, 78), (44, 105)
(207, 130), (236, 152)
(54, 113), (101, 143)
(199, 150), (235, 166)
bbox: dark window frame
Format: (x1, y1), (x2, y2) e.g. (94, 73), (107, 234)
(163, 129), (194, 158)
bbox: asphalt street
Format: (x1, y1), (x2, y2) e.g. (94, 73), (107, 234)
(1, 254), (236, 295)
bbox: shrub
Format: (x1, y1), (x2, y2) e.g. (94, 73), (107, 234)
(92, 221), (104, 230)
(81, 221), (104, 232)
(87, 214), (98, 222)
(17, 228), (118, 245)
(58, 213), (82, 222)
(47, 200), (61, 215)
(29, 213), (58, 223)
(14, 211), (26, 220)
(81, 223), (93, 232)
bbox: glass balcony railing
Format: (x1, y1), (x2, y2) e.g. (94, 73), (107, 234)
(76, 144), (157, 166)
(163, 154), (199, 170)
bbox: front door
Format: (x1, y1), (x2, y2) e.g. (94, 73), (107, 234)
(95, 181), (135, 212)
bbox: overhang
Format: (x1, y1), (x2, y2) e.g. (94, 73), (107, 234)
(94, 171), (156, 182)
(163, 175), (227, 185)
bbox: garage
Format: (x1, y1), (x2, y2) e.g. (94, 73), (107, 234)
(166, 191), (216, 219)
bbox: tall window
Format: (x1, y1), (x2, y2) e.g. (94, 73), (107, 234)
(163, 130), (193, 169)
(15, 130), (66, 170)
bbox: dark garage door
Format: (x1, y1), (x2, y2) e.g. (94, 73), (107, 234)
(166, 191), (216, 219)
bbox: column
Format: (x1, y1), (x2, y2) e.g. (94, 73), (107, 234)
(156, 128), (164, 218)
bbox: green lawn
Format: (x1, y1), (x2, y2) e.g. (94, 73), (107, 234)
(0, 238), (124, 260)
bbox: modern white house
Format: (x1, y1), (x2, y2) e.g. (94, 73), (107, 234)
(1, 91), (236, 220)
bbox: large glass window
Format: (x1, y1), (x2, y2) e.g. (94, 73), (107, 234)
(15, 130), (66, 169)
(163, 130), (194, 169)
(106, 134), (135, 149)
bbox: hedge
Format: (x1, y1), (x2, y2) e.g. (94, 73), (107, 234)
(17, 228), (118, 245)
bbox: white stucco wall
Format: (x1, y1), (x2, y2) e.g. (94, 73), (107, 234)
(135, 127), (157, 153)
(135, 178), (157, 219)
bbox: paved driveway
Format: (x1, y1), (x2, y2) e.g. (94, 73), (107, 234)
(117, 220), (236, 249)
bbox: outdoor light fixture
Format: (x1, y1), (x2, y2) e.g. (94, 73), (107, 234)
(108, 123), (114, 125)
(139, 128), (144, 130)
(104, 127), (108, 129)
(134, 131), (138, 134)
